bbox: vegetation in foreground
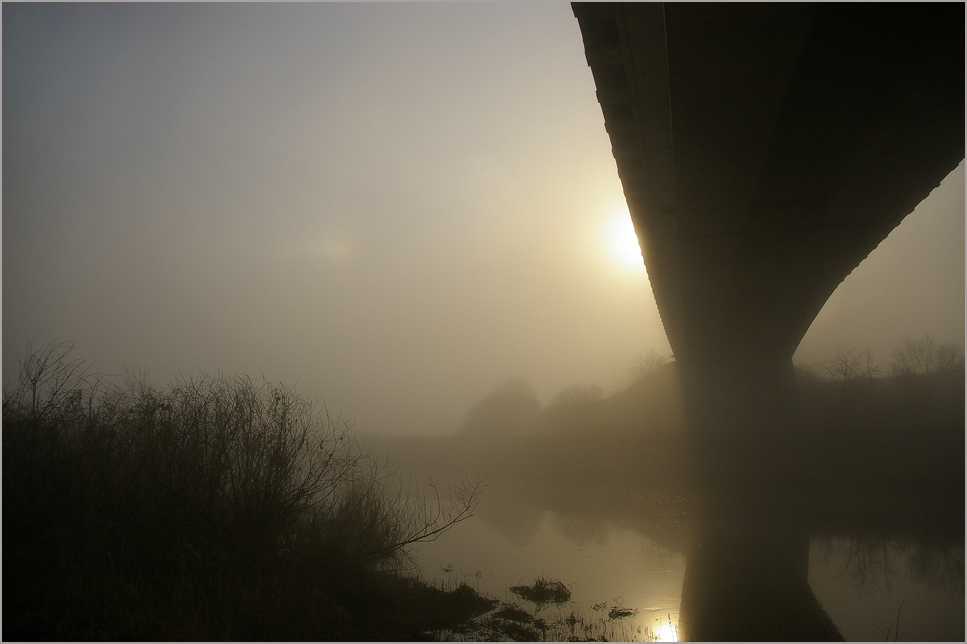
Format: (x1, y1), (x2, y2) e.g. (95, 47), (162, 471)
(431, 576), (665, 642)
(3, 342), (486, 641)
(0, 343), (710, 643)
(6, 336), (962, 641)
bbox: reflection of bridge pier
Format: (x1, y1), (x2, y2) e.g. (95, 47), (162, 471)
(679, 504), (843, 642)
(678, 351), (843, 640)
(573, 3), (964, 640)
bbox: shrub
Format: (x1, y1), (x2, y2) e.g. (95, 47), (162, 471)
(510, 576), (572, 610)
(630, 348), (669, 383)
(3, 342), (480, 640)
(890, 333), (964, 377)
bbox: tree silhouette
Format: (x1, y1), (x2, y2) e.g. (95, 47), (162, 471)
(460, 377), (542, 436)
(814, 346), (879, 386)
(630, 348), (670, 383)
(889, 333), (963, 376)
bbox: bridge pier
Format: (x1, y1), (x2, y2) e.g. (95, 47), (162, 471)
(679, 352), (799, 480)
(681, 353), (797, 435)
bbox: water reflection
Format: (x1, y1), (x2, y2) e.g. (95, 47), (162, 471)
(371, 379), (964, 641)
(408, 464), (962, 641)
(414, 502), (687, 641)
(678, 494), (843, 641)
(811, 537), (965, 641)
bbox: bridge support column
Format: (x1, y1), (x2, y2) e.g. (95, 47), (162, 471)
(679, 351), (804, 487)
(681, 352), (797, 448)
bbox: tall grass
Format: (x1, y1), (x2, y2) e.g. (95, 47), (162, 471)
(3, 342), (480, 640)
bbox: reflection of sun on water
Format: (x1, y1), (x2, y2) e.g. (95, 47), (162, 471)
(610, 207), (646, 271)
(656, 618), (678, 642)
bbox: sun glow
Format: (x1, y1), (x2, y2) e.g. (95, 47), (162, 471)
(656, 618), (679, 642)
(610, 207), (645, 271)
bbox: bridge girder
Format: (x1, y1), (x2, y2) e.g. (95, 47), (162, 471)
(574, 2), (965, 366)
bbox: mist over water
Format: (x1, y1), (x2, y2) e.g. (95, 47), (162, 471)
(365, 362), (964, 641)
(3, 3), (964, 641)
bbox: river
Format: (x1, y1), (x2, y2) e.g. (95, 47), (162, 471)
(410, 493), (963, 641)
(370, 420), (964, 642)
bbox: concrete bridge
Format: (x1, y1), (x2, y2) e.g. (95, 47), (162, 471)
(572, 3), (964, 433)
(573, 4), (964, 639)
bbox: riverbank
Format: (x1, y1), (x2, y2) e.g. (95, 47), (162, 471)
(2, 345), (488, 642)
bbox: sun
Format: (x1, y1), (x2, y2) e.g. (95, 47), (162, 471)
(610, 206), (645, 271)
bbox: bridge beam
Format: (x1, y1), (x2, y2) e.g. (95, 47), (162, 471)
(574, 1), (964, 436)
(573, 8), (963, 636)
(574, 2), (964, 367)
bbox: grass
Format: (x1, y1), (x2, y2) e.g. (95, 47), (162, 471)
(3, 342), (483, 641)
(432, 577), (663, 642)
(510, 576), (572, 609)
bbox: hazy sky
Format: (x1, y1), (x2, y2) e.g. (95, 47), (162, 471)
(4, 3), (963, 435)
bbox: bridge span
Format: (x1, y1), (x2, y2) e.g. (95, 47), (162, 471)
(573, 6), (963, 638)
(573, 3), (964, 432)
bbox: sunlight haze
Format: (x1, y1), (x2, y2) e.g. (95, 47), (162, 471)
(4, 3), (963, 435)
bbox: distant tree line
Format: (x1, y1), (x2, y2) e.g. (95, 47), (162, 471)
(630, 348), (671, 383)
(803, 333), (964, 425)
(460, 377), (542, 436)
(459, 347), (675, 438)
(458, 334), (963, 440)
(812, 333), (963, 385)
(459, 377), (606, 437)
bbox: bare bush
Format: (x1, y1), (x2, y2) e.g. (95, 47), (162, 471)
(550, 383), (603, 408)
(814, 346), (879, 384)
(890, 333), (964, 377)
(4, 341), (96, 421)
(630, 348), (669, 383)
(314, 473), (483, 568)
(3, 343), (481, 635)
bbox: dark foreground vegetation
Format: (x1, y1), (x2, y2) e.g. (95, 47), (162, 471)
(6, 339), (963, 641)
(3, 343), (491, 641)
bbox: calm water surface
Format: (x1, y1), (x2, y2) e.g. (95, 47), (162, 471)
(378, 415), (964, 641)
(412, 494), (964, 642)
(414, 505), (685, 640)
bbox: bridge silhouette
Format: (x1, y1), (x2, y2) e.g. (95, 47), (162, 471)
(572, 5), (964, 639)
(573, 2), (964, 433)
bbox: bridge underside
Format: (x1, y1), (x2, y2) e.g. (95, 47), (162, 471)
(573, 3), (964, 372)
(574, 2), (964, 432)
(573, 6), (963, 638)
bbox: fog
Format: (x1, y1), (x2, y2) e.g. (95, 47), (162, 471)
(3, 1), (963, 439)
(5, 5), (964, 642)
